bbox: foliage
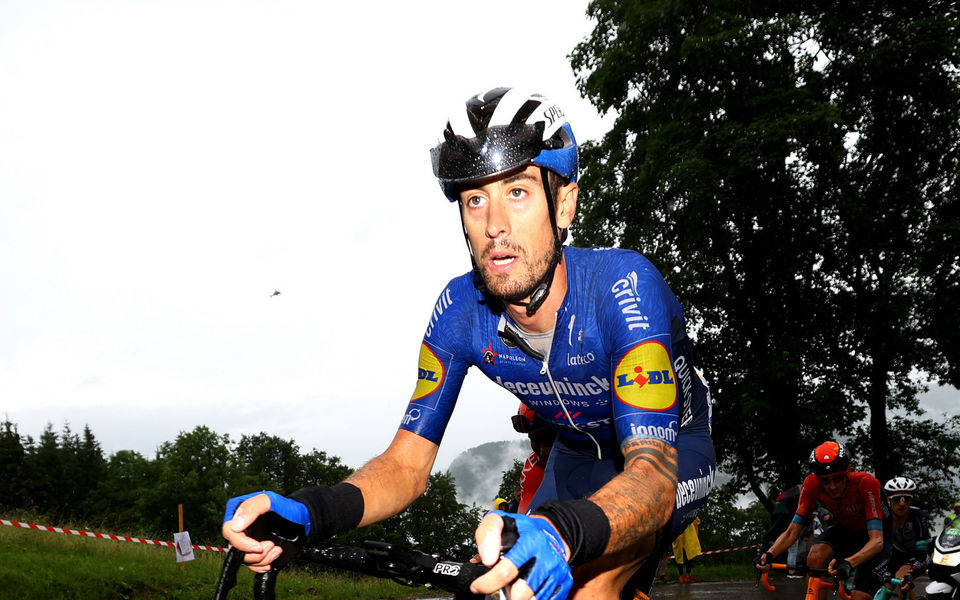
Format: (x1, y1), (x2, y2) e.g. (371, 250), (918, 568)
(571, 0), (960, 507)
(697, 483), (770, 562)
(0, 420), (482, 555)
(496, 458), (524, 507)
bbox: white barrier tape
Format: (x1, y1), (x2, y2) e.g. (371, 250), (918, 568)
(665, 543), (760, 560)
(3, 517), (760, 559)
(1, 519), (227, 552)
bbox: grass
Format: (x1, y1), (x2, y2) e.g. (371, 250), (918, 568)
(1, 515), (760, 599)
(0, 519), (438, 600)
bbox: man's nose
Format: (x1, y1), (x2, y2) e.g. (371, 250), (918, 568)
(486, 196), (510, 239)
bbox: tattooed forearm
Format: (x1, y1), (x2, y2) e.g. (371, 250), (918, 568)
(590, 438), (678, 553)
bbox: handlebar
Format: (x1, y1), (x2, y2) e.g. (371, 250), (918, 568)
(757, 563), (852, 600)
(214, 512), (519, 600)
(213, 540), (494, 600)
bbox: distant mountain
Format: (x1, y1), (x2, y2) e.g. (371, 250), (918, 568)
(446, 439), (531, 508)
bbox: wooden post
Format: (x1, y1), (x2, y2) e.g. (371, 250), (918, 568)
(178, 503), (185, 572)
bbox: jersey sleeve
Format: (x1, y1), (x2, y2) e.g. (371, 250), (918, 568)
(599, 253), (684, 447)
(397, 280), (473, 445)
(860, 475), (885, 522)
(794, 475), (820, 522)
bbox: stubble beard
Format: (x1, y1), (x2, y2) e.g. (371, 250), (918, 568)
(477, 239), (555, 304)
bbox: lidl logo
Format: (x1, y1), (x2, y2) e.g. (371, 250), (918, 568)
(411, 343), (445, 401)
(614, 341), (677, 410)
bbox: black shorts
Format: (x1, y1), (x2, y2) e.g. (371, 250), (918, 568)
(815, 525), (890, 596)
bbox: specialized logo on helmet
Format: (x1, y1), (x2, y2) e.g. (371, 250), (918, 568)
(411, 343), (444, 401)
(614, 341), (677, 410)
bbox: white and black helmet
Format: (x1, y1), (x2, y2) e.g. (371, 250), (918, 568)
(430, 87), (579, 202)
(430, 87), (579, 317)
(884, 476), (917, 494)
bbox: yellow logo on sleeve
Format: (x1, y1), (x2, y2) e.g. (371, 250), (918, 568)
(411, 342), (445, 401)
(613, 341), (677, 410)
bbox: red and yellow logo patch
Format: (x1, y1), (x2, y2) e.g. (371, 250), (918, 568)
(614, 341), (677, 410)
(411, 342), (444, 401)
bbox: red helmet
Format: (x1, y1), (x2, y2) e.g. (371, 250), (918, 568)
(808, 441), (851, 475)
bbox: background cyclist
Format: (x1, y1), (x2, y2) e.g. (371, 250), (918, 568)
(883, 477), (931, 600)
(221, 87), (716, 600)
(756, 441), (890, 600)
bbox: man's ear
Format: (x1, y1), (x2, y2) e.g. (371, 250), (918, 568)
(556, 181), (578, 230)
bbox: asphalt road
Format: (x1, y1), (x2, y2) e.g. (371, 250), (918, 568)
(648, 575), (934, 599)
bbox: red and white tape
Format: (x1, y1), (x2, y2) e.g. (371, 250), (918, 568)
(665, 543), (760, 560)
(3, 517), (759, 559)
(1, 519), (226, 552)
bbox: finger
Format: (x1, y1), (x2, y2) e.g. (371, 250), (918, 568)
(228, 493), (272, 533)
(242, 541), (282, 569)
(470, 556), (520, 595)
(508, 577), (535, 600)
(221, 521), (264, 554)
(475, 513), (505, 566)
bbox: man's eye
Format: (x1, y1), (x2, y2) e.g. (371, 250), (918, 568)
(466, 195), (485, 207)
(508, 187), (526, 199)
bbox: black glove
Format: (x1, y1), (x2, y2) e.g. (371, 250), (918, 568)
(900, 573), (914, 591)
(834, 558), (852, 581)
(755, 551), (774, 569)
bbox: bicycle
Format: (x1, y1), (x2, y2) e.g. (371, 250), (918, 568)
(213, 512), (517, 600)
(758, 562), (854, 600)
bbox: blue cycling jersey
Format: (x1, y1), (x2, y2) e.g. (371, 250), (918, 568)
(400, 246), (712, 455)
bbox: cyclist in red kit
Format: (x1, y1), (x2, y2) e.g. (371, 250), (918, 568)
(756, 441), (890, 600)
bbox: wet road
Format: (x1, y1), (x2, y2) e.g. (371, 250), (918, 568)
(423, 575), (933, 599)
(648, 574), (932, 599)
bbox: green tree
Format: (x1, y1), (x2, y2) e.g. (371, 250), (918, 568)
(91, 450), (159, 531)
(496, 458), (524, 507)
(23, 423), (64, 516)
(0, 419), (25, 509)
(571, 0), (960, 505)
(143, 426), (235, 543)
(393, 472), (484, 561)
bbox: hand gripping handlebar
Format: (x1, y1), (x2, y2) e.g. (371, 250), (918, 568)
(213, 512), (519, 600)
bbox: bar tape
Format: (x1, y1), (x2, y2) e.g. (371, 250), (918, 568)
(1, 519), (227, 552)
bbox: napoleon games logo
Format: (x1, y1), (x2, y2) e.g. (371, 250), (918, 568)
(411, 343), (445, 401)
(614, 340), (677, 410)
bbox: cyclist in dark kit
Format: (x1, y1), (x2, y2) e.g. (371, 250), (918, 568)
(223, 87), (715, 600)
(883, 477), (930, 600)
(757, 441), (889, 600)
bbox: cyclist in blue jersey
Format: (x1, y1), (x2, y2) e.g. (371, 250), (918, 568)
(222, 87), (716, 600)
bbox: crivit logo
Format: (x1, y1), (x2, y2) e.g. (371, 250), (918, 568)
(614, 340), (677, 410)
(411, 343), (444, 401)
(611, 272), (650, 331)
(424, 288), (454, 338)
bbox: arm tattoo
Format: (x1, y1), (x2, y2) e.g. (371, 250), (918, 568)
(591, 438), (678, 553)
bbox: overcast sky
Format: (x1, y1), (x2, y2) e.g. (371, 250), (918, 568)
(2, 1), (956, 474)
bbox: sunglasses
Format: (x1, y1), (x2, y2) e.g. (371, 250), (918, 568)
(890, 495), (913, 504)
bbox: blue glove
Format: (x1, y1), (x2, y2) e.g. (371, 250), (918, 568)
(492, 510), (573, 600)
(223, 491), (312, 537)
